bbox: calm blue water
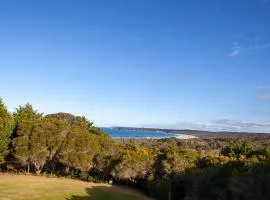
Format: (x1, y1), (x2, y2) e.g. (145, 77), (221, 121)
(101, 127), (186, 139)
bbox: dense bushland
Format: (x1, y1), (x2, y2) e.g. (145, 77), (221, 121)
(1, 98), (270, 200)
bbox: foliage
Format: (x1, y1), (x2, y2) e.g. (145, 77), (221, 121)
(184, 160), (270, 200)
(154, 145), (197, 176)
(11, 103), (43, 172)
(197, 154), (234, 168)
(58, 125), (100, 171)
(111, 144), (154, 182)
(221, 140), (254, 159)
(0, 99), (14, 164)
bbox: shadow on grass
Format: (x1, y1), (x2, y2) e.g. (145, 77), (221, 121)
(66, 186), (140, 200)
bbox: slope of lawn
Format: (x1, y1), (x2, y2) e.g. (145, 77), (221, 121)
(0, 174), (152, 200)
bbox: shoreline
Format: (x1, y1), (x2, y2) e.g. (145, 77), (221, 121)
(103, 127), (196, 140)
(112, 135), (196, 140)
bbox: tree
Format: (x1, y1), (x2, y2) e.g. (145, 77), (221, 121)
(45, 112), (93, 130)
(12, 103), (42, 173)
(58, 125), (100, 173)
(263, 145), (270, 160)
(0, 98), (14, 165)
(221, 140), (254, 159)
(44, 113), (102, 172)
(41, 117), (70, 174)
(45, 112), (107, 136)
(154, 145), (197, 178)
(111, 144), (154, 182)
(13, 103), (42, 126)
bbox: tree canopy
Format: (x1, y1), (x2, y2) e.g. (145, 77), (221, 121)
(0, 99), (14, 164)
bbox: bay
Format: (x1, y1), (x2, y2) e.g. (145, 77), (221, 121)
(101, 127), (194, 139)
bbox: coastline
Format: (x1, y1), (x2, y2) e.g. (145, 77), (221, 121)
(103, 127), (196, 140)
(112, 135), (196, 139)
(103, 127), (197, 140)
(174, 135), (196, 139)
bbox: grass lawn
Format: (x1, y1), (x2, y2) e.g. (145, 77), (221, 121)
(0, 174), (152, 200)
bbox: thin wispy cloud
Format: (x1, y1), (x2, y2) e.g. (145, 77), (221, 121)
(248, 44), (270, 50)
(229, 31), (269, 57)
(149, 119), (270, 133)
(211, 119), (270, 128)
(207, 119), (270, 133)
(257, 85), (270, 90)
(250, 109), (270, 115)
(203, 119), (270, 132)
(260, 94), (270, 101)
(230, 50), (241, 57)
(229, 42), (242, 57)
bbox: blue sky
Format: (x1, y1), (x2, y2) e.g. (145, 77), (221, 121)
(1, 0), (270, 132)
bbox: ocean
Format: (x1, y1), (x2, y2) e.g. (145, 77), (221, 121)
(101, 127), (194, 139)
